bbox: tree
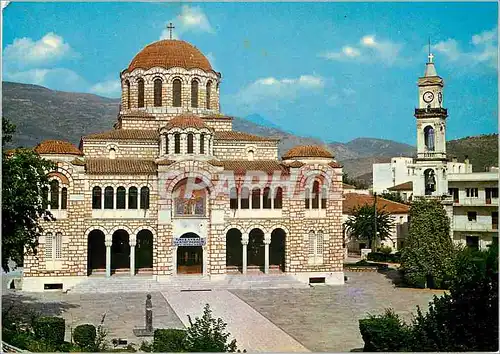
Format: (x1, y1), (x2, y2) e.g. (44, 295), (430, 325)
(344, 204), (394, 249)
(399, 198), (454, 288)
(358, 247), (498, 352)
(410, 246), (498, 351)
(380, 192), (405, 204)
(342, 172), (368, 190)
(184, 304), (238, 352)
(2, 118), (55, 272)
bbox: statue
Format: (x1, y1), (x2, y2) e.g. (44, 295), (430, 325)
(145, 294), (153, 333)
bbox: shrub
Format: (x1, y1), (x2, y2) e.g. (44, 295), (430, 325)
(367, 252), (400, 263)
(184, 304), (238, 352)
(359, 309), (412, 352)
(73, 324), (96, 351)
(153, 329), (187, 352)
(5, 330), (35, 350)
(26, 339), (58, 352)
(33, 316), (65, 346)
(139, 340), (153, 352)
(378, 245), (392, 255)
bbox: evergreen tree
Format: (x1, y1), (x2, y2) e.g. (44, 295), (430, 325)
(399, 198), (453, 288)
(2, 118), (55, 272)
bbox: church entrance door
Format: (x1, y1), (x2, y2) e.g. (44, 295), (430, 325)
(176, 233), (203, 275)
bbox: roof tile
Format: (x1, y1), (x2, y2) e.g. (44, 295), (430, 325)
(86, 159), (157, 175)
(35, 140), (83, 156)
(166, 114), (212, 130)
(214, 131), (280, 142)
(387, 181), (413, 191)
(283, 145), (334, 159)
(343, 193), (410, 214)
(84, 129), (158, 141)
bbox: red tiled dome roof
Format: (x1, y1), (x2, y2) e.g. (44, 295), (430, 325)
(35, 140), (83, 156)
(127, 40), (214, 72)
(283, 145), (334, 159)
(165, 114), (212, 130)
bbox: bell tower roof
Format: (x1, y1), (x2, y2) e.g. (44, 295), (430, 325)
(424, 53), (438, 77)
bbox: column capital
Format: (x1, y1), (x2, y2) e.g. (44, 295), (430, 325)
(264, 238), (271, 245)
(241, 239), (249, 246)
(105, 241), (112, 248)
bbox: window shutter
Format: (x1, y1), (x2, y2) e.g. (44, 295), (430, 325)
(45, 233), (53, 260)
(55, 232), (63, 259)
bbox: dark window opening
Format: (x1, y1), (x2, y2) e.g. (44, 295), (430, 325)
(200, 134), (205, 154)
(104, 187), (114, 209)
(61, 187), (67, 210)
(230, 187), (238, 209)
(274, 187), (283, 209)
(154, 78), (162, 107)
(173, 79), (182, 107)
(92, 187), (102, 209)
(187, 133), (194, 154)
(191, 80), (199, 108)
(50, 180), (59, 209)
(128, 187), (138, 209)
(206, 81), (212, 109)
(174, 134), (181, 154)
(137, 79), (145, 108)
(252, 188), (261, 209)
(140, 187), (150, 210)
(241, 187), (250, 209)
(263, 187), (271, 209)
(116, 186), (126, 209)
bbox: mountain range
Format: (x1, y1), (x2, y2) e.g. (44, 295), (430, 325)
(2, 82), (497, 179)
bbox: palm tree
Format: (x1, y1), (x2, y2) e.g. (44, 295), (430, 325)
(344, 204), (394, 250)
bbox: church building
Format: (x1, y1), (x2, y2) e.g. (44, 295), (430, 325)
(22, 38), (345, 292)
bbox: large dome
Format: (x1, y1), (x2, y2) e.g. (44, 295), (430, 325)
(127, 40), (214, 72)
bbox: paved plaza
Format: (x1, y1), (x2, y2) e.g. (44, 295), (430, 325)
(3, 271), (446, 352)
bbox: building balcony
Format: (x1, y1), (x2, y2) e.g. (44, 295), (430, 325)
(454, 198), (497, 207)
(414, 107), (448, 118)
(417, 152), (447, 159)
(454, 222), (497, 232)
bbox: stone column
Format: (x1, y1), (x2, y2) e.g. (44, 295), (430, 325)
(161, 134), (166, 155)
(172, 246), (177, 276)
(264, 237), (271, 274)
(195, 133), (201, 155)
(105, 239), (112, 277)
(202, 245), (208, 277)
(242, 235), (248, 275)
(130, 237), (136, 276)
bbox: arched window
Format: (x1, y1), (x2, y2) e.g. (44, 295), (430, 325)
(104, 186), (114, 209)
(312, 181), (320, 209)
(54, 232), (63, 259)
(206, 81), (212, 109)
(42, 186), (49, 210)
(165, 135), (169, 155)
(45, 232), (53, 260)
(61, 187), (68, 210)
(92, 187), (102, 209)
(128, 187), (138, 209)
(308, 231), (316, 256)
(116, 186), (126, 209)
(154, 78), (162, 107)
(200, 134), (205, 154)
(109, 148), (116, 160)
(50, 180), (59, 209)
(263, 187), (271, 209)
(187, 133), (194, 154)
(191, 80), (199, 108)
(304, 187), (310, 209)
(140, 187), (150, 209)
(137, 79), (144, 108)
(274, 187), (283, 209)
(240, 187), (250, 209)
(125, 80), (130, 109)
(248, 149), (255, 161)
(321, 186), (327, 209)
(229, 187), (238, 209)
(252, 188), (261, 209)
(173, 79), (182, 107)
(174, 133), (181, 154)
(424, 126), (435, 151)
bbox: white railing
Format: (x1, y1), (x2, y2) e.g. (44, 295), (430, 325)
(2, 341), (25, 353)
(454, 222), (496, 232)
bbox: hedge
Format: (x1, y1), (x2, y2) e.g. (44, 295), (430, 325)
(33, 316), (66, 345)
(358, 309), (412, 352)
(73, 324), (96, 351)
(153, 328), (187, 352)
(367, 252), (401, 263)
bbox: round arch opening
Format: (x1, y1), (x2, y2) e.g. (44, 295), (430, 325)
(87, 230), (106, 276)
(226, 228), (243, 273)
(176, 232), (203, 275)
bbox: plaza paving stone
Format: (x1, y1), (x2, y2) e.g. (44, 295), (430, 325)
(2, 291), (184, 346)
(231, 271), (447, 352)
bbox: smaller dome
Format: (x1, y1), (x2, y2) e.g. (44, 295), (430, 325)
(35, 140), (83, 156)
(165, 114), (212, 131)
(283, 145), (334, 159)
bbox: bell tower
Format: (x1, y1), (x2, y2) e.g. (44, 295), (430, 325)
(412, 51), (449, 197)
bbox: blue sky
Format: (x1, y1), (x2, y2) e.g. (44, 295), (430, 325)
(2, 2), (498, 144)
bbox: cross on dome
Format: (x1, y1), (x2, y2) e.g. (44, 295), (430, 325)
(167, 22), (175, 40)
(428, 52), (434, 63)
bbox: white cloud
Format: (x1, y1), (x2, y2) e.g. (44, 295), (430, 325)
(360, 35), (402, 65)
(431, 27), (497, 69)
(3, 68), (88, 92)
(89, 79), (121, 98)
(4, 32), (75, 69)
(160, 5), (214, 39)
(321, 35), (402, 65)
(321, 46), (361, 61)
(232, 74), (324, 106)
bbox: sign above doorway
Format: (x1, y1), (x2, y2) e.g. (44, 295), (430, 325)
(173, 237), (206, 247)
